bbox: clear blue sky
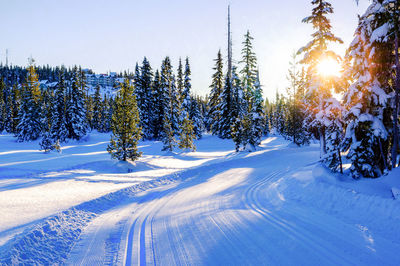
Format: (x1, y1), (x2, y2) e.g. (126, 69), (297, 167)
(0, 0), (370, 100)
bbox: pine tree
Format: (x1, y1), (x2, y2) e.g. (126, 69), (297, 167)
(181, 57), (192, 121)
(140, 57), (154, 139)
(92, 85), (102, 131)
(179, 113), (196, 151)
(169, 75), (179, 135)
(160, 56), (179, 150)
(39, 133), (53, 153)
(207, 50), (224, 134)
(189, 96), (204, 139)
(273, 92), (287, 135)
(177, 58), (184, 117)
(66, 66), (87, 140)
(133, 62), (146, 136)
(0, 78), (6, 133)
(100, 95), (111, 132)
(240, 31), (258, 105)
(179, 57), (197, 142)
(85, 91), (94, 131)
(321, 98), (344, 173)
(4, 87), (14, 133)
(286, 53), (309, 146)
(50, 69), (68, 142)
(217, 73), (234, 139)
(230, 66), (247, 151)
(16, 58), (42, 142)
(342, 1), (392, 177)
(152, 70), (163, 140)
(107, 79), (142, 161)
(380, 0), (400, 168)
(248, 71), (265, 148)
(8, 84), (20, 133)
(298, 0), (343, 158)
(238, 31), (264, 149)
(162, 117), (176, 152)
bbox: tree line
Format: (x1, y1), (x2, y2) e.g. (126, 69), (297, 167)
(0, 56), (206, 160)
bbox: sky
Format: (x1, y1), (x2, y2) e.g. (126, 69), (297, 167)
(0, 0), (371, 100)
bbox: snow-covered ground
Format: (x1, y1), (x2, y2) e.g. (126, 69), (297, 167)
(0, 132), (399, 265)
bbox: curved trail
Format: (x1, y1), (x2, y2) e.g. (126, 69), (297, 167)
(67, 139), (400, 265)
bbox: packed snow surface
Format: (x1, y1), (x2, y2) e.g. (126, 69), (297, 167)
(0, 133), (399, 265)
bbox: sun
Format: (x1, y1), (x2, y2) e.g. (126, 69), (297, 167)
(317, 58), (341, 77)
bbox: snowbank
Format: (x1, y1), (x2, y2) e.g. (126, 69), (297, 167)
(271, 164), (400, 244)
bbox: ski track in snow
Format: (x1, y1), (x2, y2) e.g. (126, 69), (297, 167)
(67, 138), (400, 265)
(2, 135), (400, 265)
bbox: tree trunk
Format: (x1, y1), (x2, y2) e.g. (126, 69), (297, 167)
(337, 147), (343, 174)
(392, 21), (400, 168)
(379, 138), (388, 172)
(319, 127), (326, 158)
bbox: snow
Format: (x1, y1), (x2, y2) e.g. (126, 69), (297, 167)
(1, 133), (400, 264)
(370, 23), (390, 43)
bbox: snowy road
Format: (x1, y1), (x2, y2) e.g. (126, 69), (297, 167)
(66, 138), (400, 265)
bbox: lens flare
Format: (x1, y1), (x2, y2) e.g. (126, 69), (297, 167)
(317, 58), (341, 77)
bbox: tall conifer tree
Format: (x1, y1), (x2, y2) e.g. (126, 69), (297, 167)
(298, 0), (343, 158)
(16, 58), (42, 142)
(207, 50), (224, 134)
(107, 79), (142, 161)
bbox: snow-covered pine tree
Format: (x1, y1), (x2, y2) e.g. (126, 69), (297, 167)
(161, 117), (176, 152)
(181, 57), (192, 122)
(177, 58), (184, 117)
(189, 96), (204, 139)
(66, 66), (87, 140)
(263, 97), (273, 136)
(152, 70), (163, 140)
(16, 58), (42, 142)
(240, 31), (258, 107)
(107, 78), (142, 161)
(133, 62), (142, 104)
(133, 62), (146, 137)
(85, 90), (94, 131)
(230, 66), (248, 151)
(140, 57), (154, 139)
(239, 30), (264, 149)
(342, 1), (392, 178)
(7, 84), (20, 134)
(0, 78), (5, 132)
(179, 113), (196, 151)
(298, 0), (343, 158)
(379, 0), (400, 168)
(92, 85), (102, 131)
(217, 73), (234, 139)
(160, 57), (177, 151)
(179, 57), (198, 145)
(320, 98), (344, 173)
(4, 86), (14, 133)
(207, 50), (224, 134)
(272, 92), (286, 136)
(39, 132), (54, 153)
(248, 70), (265, 148)
(50, 69), (68, 142)
(40, 88), (53, 135)
(39, 89), (55, 152)
(286, 53), (309, 146)
(99, 94), (111, 132)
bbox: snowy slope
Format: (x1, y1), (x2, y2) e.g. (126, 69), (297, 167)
(1, 134), (400, 265)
